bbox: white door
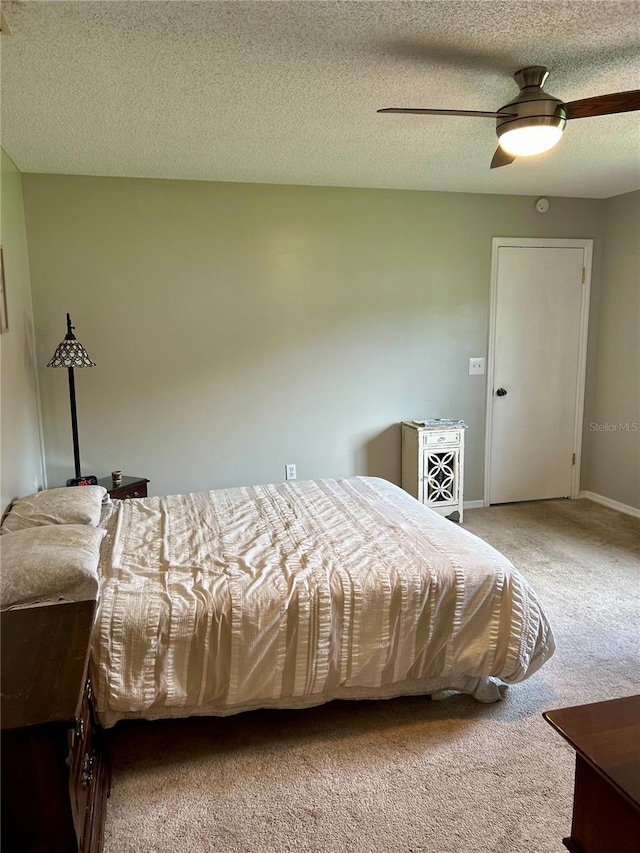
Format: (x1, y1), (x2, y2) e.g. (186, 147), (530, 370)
(487, 242), (590, 504)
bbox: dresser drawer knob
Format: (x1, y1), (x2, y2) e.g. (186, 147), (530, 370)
(81, 754), (95, 790)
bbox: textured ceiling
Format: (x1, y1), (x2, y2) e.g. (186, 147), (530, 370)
(2, 0), (639, 198)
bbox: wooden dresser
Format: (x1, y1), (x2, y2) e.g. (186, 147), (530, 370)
(544, 695), (640, 853)
(1, 600), (110, 852)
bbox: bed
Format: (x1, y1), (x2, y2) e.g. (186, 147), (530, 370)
(1, 477), (555, 728)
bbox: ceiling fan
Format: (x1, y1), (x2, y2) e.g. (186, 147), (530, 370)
(378, 66), (640, 168)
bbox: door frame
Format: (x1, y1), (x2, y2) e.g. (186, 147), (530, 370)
(483, 237), (593, 507)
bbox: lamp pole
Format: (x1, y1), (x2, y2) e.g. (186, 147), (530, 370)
(67, 365), (81, 479)
(48, 313), (97, 486)
(63, 313), (82, 478)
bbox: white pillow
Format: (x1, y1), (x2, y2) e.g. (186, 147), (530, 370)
(1, 485), (107, 533)
(0, 524), (105, 610)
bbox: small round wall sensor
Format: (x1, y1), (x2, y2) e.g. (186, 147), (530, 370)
(535, 197), (550, 213)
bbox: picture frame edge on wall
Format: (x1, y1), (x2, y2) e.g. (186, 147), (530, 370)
(0, 245), (8, 333)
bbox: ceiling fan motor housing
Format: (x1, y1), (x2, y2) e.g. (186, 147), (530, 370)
(496, 66), (567, 148)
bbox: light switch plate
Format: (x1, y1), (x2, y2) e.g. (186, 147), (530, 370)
(469, 357), (485, 375)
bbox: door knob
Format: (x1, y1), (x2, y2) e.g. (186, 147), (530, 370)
(496, 388), (508, 397)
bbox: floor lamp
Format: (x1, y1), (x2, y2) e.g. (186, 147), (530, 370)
(47, 313), (98, 486)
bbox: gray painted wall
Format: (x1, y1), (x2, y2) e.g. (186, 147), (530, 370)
(0, 149), (44, 513)
(581, 190), (640, 509)
(22, 174), (608, 502)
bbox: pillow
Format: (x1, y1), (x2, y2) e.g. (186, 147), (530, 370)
(0, 524), (105, 610)
(1, 485), (108, 533)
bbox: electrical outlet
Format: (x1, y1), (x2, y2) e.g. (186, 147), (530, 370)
(285, 463), (297, 481)
(469, 357), (485, 375)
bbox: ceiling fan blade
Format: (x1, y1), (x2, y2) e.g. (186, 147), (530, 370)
(565, 90), (640, 120)
(377, 107), (515, 118)
(490, 147), (515, 169)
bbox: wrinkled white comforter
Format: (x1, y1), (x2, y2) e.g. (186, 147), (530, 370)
(92, 477), (554, 726)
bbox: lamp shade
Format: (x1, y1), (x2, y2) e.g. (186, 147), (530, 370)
(497, 121), (564, 157)
(48, 315), (95, 368)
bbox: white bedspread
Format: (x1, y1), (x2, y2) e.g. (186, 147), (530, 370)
(92, 477), (554, 727)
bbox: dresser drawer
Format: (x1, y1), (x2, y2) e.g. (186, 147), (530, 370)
(422, 429), (460, 447)
(69, 680), (92, 752)
(111, 482), (148, 500)
(67, 677), (109, 853)
(69, 681), (94, 838)
(69, 698), (91, 792)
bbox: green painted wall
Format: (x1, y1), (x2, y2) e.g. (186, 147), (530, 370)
(0, 149), (44, 512)
(22, 174), (606, 500)
(582, 190), (640, 509)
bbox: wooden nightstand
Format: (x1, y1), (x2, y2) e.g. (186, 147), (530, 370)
(1, 600), (110, 853)
(98, 474), (149, 500)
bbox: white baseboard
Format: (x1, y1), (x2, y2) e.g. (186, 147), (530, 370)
(463, 500), (485, 510)
(579, 490), (640, 519)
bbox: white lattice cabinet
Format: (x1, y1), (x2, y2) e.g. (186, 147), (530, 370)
(401, 421), (466, 522)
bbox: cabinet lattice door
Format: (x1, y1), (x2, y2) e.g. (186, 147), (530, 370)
(401, 422), (465, 522)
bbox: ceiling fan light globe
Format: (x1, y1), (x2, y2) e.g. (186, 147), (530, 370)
(498, 124), (564, 157)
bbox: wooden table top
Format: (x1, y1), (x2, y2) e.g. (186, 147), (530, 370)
(544, 694), (640, 811)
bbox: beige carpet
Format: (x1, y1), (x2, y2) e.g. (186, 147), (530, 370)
(103, 498), (640, 853)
